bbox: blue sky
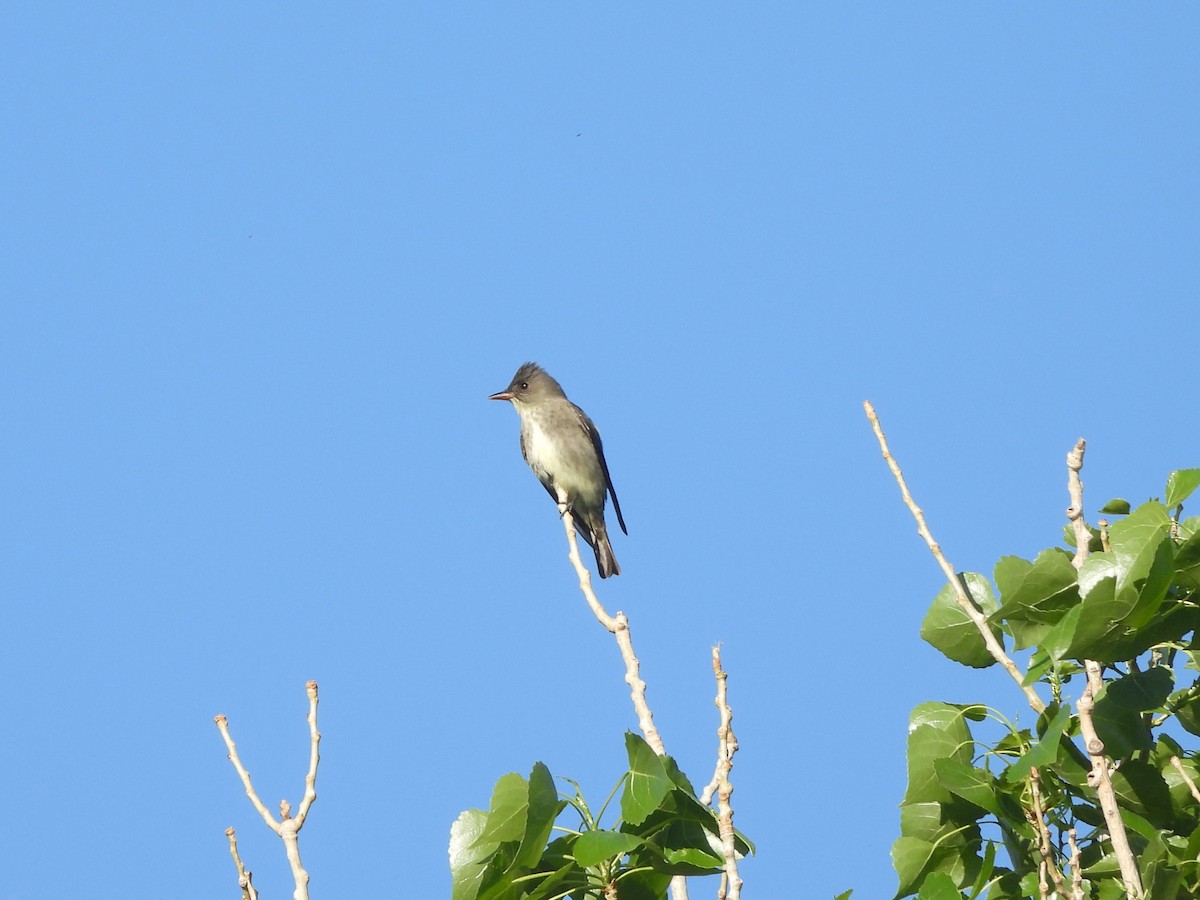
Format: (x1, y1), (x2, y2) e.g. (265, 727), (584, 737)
(2, 5), (1197, 898)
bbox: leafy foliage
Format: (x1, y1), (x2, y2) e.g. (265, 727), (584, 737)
(893, 468), (1200, 898)
(449, 733), (753, 899)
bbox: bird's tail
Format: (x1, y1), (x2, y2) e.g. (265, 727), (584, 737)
(574, 515), (621, 578)
(593, 527), (620, 579)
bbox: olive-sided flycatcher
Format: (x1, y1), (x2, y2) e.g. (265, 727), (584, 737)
(489, 362), (627, 577)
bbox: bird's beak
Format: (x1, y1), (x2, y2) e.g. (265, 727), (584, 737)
(488, 390), (514, 402)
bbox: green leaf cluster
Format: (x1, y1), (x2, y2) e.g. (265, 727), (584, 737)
(895, 469), (1200, 898)
(450, 733), (753, 900)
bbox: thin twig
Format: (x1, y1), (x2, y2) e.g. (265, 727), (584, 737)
(863, 401), (1045, 713)
(1066, 440), (1091, 568)
(1027, 767), (1064, 895)
(225, 827), (259, 900)
(709, 646), (742, 900)
(1067, 828), (1085, 900)
(556, 494), (664, 755)
(555, 493), (685, 900)
(214, 715), (279, 832)
(296, 681), (321, 826)
(1171, 756), (1200, 804)
(1065, 443), (1143, 900)
(215, 682), (322, 900)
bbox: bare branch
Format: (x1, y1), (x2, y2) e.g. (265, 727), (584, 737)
(1067, 828), (1085, 900)
(862, 401), (1045, 713)
(1066, 439), (1091, 567)
(1064, 442), (1143, 899)
(1027, 767), (1064, 895)
(225, 827), (259, 900)
(1171, 756), (1200, 804)
(554, 492), (684, 900)
(709, 646), (742, 900)
(556, 493), (664, 755)
(215, 682), (322, 900)
(214, 715), (279, 832)
(295, 681), (320, 826)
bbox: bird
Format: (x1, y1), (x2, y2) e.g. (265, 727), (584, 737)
(489, 362), (627, 577)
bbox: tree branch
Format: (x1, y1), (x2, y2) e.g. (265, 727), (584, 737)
(1065, 441), (1143, 900)
(862, 401), (1045, 713)
(1171, 756), (1200, 805)
(215, 681), (322, 900)
(225, 827), (259, 900)
(1027, 767), (1065, 896)
(709, 646), (742, 900)
(554, 492), (684, 900)
(555, 493), (664, 755)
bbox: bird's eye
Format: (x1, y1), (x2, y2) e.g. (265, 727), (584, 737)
(519, 381), (528, 390)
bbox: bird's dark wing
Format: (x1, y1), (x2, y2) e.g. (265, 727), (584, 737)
(575, 405), (627, 535)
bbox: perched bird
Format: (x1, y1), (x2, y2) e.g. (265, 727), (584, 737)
(489, 362), (627, 577)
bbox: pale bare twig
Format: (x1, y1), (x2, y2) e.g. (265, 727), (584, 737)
(709, 646), (742, 900)
(1066, 440), (1092, 568)
(215, 681), (322, 900)
(1067, 828), (1085, 900)
(862, 401), (1046, 714)
(555, 494), (664, 754)
(1066, 442), (1143, 899)
(1027, 767), (1064, 896)
(1171, 756), (1200, 804)
(555, 493), (685, 899)
(225, 827), (259, 900)
(1077, 666), (1142, 899)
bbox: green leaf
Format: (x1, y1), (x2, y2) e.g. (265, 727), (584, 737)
(477, 773), (532, 845)
(1144, 858), (1184, 900)
(1007, 704), (1070, 782)
(513, 762), (563, 870)
(967, 840), (996, 900)
(1041, 604), (1083, 662)
(904, 703), (974, 805)
(1067, 537), (1183, 661)
(1092, 668), (1174, 759)
(892, 835), (937, 896)
(1106, 667), (1174, 711)
(1175, 531), (1200, 592)
(1108, 502), (1173, 590)
(911, 700), (978, 733)
(1110, 759), (1175, 830)
(899, 802), (945, 841)
(1163, 752), (1200, 817)
(1174, 691), (1200, 738)
(921, 573), (1002, 668)
(992, 549), (1080, 649)
(1178, 516), (1200, 541)
(449, 809), (493, 900)
(834, 892), (854, 900)
(916, 871), (962, 900)
(1022, 647), (1054, 685)
(621, 733), (670, 826)
(1100, 498), (1132, 515)
(607, 869), (675, 900)
(934, 758), (1002, 815)
(573, 831), (644, 867)
(661, 843), (724, 868)
(1166, 469), (1200, 508)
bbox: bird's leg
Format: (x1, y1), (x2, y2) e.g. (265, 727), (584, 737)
(554, 487), (574, 519)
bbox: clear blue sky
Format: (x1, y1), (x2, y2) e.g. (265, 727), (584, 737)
(3, 5), (1197, 898)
